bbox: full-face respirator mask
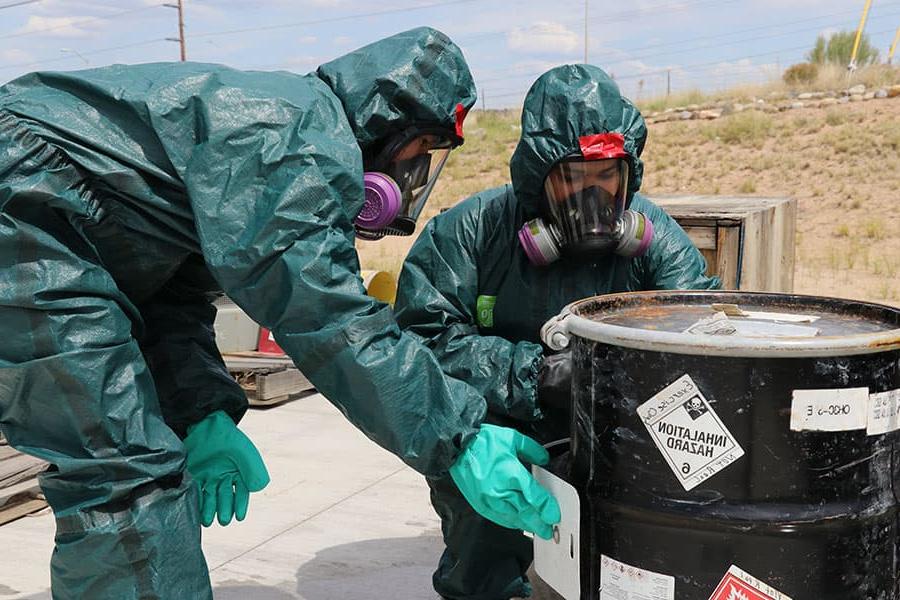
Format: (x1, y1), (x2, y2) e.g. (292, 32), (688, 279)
(517, 153), (653, 266)
(355, 128), (455, 240)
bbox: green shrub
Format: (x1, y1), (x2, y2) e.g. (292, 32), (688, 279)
(782, 63), (818, 86)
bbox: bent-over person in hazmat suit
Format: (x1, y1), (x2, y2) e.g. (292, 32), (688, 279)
(394, 64), (721, 600)
(0, 27), (559, 599)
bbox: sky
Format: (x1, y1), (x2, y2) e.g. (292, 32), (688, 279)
(1, 0), (899, 108)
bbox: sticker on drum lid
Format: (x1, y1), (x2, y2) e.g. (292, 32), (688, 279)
(708, 565), (792, 600)
(599, 555), (674, 600)
(637, 374), (744, 491)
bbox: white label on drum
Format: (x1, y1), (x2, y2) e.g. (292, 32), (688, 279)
(599, 555), (674, 600)
(790, 388), (868, 432)
(867, 389), (900, 435)
(637, 374), (744, 491)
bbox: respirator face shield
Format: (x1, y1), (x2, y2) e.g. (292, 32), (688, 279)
(543, 158), (629, 254)
(517, 157), (654, 266)
(355, 129), (455, 240)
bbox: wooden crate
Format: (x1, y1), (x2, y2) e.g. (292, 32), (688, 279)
(651, 195), (797, 292)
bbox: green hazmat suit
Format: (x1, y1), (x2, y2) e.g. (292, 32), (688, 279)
(0, 27), (483, 599)
(394, 64), (720, 600)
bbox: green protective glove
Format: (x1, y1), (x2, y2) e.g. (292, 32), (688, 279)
(183, 411), (270, 527)
(449, 424), (561, 540)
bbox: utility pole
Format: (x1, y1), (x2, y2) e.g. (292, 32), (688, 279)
(666, 69), (671, 97)
(848, 0), (872, 72)
(480, 87), (486, 111)
(584, 0), (588, 64)
(889, 25), (900, 65)
(164, 0), (186, 61)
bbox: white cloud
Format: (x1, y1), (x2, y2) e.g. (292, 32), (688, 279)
(507, 21), (579, 55)
(333, 35), (353, 46)
(15, 15), (95, 38)
(298, 35), (318, 45)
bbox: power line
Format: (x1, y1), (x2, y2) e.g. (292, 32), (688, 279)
(468, 0), (900, 81)
(480, 25), (899, 105)
(477, 12), (900, 88)
(598, 1), (900, 56)
(464, 0), (744, 78)
(0, 3), (165, 41)
(0, 0), (40, 9)
(598, 8), (900, 71)
(0, 37), (168, 71)
(0, 0), (486, 72)
(458, 0), (740, 54)
(187, 0), (480, 40)
(589, 0), (741, 24)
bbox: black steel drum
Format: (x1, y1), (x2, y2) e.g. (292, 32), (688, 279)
(540, 291), (900, 600)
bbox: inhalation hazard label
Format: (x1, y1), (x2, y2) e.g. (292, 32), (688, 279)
(708, 565), (792, 600)
(637, 374), (744, 491)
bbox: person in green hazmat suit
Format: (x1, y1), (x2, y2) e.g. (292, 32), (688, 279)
(394, 64), (721, 600)
(0, 27), (560, 599)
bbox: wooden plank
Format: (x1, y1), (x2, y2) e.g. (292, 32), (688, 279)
(0, 498), (48, 527)
(673, 217), (743, 228)
(716, 226), (741, 290)
(0, 479), (42, 508)
(761, 204), (779, 291)
(739, 207), (767, 291)
(682, 226), (718, 250)
(774, 198), (797, 292)
(248, 389), (317, 408)
(699, 249), (718, 278)
(224, 353), (295, 370)
(0, 451), (46, 488)
(653, 195), (792, 220)
(256, 368), (314, 400)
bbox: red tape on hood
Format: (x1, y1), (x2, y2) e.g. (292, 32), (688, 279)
(455, 103), (468, 139)
(579, 132), (627, 160)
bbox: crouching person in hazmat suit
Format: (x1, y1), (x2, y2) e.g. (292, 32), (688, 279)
(394, 65), (721, 600)
(0, 27), (559, 599)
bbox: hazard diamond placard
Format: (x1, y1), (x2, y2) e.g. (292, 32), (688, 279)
(637, 374), (744, 491)
(708, 566), (792, 600)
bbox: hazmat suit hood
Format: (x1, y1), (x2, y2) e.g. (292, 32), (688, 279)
(317, 26), (477, 189)
(509, 64), (647, 221)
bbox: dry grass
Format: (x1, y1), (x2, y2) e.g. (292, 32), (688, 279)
(642, 96), (900, 306)
(358, 74), (900, 307)
(634, 64), (900, 113)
